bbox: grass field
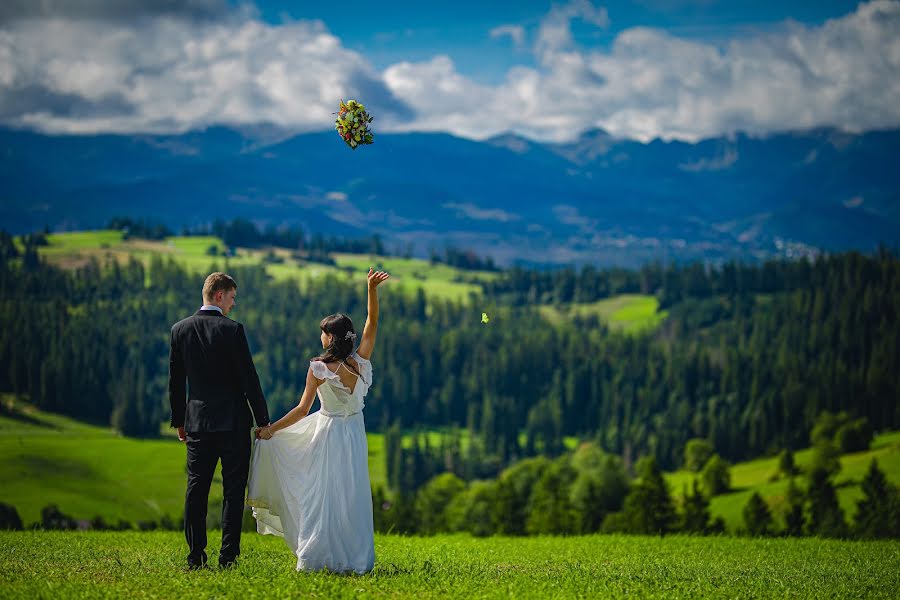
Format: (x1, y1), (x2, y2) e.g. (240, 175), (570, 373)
(27, 231), (494, 304)
(538, 294), (668, 334)
(1, 531), (898, 598)
(4, 396), (898, 532)
(664, 431), (900, 531)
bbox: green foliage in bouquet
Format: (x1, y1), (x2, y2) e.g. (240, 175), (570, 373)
(335, 99), (374, 149)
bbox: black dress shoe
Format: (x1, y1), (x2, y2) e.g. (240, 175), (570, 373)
(187, 552), (208, 570)
(218, 558), (237, 569)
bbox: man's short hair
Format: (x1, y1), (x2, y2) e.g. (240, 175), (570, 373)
(202, 272), (237, 302)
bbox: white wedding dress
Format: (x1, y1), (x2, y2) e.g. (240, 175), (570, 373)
(246, 353), (375, 574)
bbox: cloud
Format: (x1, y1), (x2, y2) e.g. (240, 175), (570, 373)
(443, 202), (520, 222)
(386, 0), (900, 142)
(0, 0), (899, 143)
(490, 24), (525, 48)
(0, 0), (231, 23)
(535, 0), (610, 63)
(679, 147), (738, 172)
(0, 11), (412, 134)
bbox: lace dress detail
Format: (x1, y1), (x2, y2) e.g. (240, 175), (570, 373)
(247, 352), (375, 574)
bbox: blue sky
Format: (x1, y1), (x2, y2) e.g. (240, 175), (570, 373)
(251, 0), (864, 81)
(0, 0), (897, 142)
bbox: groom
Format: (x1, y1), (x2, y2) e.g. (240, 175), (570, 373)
(169, 272), (271, 569)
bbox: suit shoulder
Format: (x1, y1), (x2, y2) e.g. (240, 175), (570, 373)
(224, 319), (243, 331)
(171, 315), (194, 333)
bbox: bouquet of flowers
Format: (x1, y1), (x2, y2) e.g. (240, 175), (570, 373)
(335, 99), (374, 149)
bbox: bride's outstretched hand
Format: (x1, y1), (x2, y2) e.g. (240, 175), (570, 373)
(367, 268), (390, 288)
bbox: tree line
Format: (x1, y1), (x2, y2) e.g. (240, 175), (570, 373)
(0, 231), (898, 474)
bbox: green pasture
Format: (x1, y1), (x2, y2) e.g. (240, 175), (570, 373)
(0, 397), (578, 526)
(665, 430), (900, 532)
(333, 253), (497, 303)
(0, 397), (189, 525)
(1, 531), (898, 598)
(539, 294), (668, 334)
(28, 231), (493, 303)
(35, 230), (125, 257)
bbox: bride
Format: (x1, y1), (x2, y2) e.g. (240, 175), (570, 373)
(247, 267), (390, 574)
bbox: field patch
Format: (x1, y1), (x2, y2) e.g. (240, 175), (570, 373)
(28, 231), (494, 304)
(1, 532), (898, 598)
(539, 294), (668, 333)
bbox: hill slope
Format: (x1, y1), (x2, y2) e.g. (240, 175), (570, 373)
(3, 397), (898, 531)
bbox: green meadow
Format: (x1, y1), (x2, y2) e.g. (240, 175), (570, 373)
(28, 231), (495, 304)
(664, 431), (900, 532)
(1, 531), (898, 598)
(3, 396), (898, 531)
(538, 294), (669, 334)
(27, 231), (664, 330)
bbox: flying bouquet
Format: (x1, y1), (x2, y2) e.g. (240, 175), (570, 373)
(335, 99), (374, 149)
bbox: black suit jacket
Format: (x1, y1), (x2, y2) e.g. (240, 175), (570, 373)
(168, 309), (270, 432)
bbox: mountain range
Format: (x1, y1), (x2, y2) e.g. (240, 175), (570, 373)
(2, 124), (898, 266)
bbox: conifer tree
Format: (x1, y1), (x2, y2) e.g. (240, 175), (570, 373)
(854, 459), (900, 538)
(743, 492), (773, 536)
(680, 479), (712, 534)
(806, 467), (846, 537)
(701, 454), (731, 496)
(777, 449), (797, 478)
(526, 456), (578, 535)
(782, 478), (805, 536)
(621, 456), (676, 535)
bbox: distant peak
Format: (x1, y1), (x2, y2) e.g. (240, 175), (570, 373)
(486, 132), (532, 154)
(576, 127), (614, 141)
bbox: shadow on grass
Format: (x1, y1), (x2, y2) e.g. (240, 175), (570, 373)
(369, 563), (417, 577)
(0, 402), (60, 430)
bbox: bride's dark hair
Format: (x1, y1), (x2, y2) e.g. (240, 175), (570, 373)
(313, 313), (363, 377)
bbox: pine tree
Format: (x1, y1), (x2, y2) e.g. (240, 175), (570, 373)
(683, 438), (714, 472)
(806, 467), (846, 537)
(680, 479), (712, 534)
(621, 456), (676, 535)
(743, 492), (773, 536)
(701, 454), (731, 496)
(0, 502), (23, 531)
(526, 457), (578, 535)
(782, 478), (805, 536)
(854, 459), (900, 538)
(777, 449), (797, 478)
(385, 424), (402, 491)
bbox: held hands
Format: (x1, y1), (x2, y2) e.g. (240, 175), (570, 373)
(367, 268), (390, 289)
(255, 425), (273, 440)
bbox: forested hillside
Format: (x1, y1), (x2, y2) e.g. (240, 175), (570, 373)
(0, 232), (897, 473)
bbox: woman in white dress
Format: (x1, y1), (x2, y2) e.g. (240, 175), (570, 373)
(247, 268), (390, 574)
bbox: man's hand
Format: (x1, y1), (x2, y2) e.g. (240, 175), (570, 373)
(256, 425), (273, 440)
(177, 426), (186, 442)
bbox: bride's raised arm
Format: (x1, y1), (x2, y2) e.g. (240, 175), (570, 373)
(356, 268), (390, 361)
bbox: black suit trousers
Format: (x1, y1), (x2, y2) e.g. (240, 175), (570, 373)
(184, 430), (251, 564)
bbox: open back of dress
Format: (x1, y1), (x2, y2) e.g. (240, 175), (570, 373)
(247, 352), (375, 574)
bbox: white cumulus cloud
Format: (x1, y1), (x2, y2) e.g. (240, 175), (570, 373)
(0, 0), (899, 142)
(388, 0), (900, 142)
(0, 11), (411, 134)
(490, 24), (525, 48)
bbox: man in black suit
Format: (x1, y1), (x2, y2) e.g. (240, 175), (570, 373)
(169, 272), (271, 569)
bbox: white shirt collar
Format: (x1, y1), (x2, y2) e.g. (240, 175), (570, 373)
(199, 304), (223, 314)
